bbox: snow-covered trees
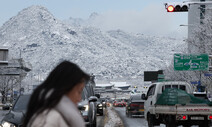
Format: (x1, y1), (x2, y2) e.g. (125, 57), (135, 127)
(187, 14), (212, 54)
(165, 12), (212, 91)
(0, 75), (19, 103)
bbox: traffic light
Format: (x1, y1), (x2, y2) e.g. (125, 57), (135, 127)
(165, 3), (189, 12)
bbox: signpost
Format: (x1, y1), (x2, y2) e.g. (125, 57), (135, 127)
(174, 54), (209, 71)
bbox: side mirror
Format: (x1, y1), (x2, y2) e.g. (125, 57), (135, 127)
(89, 96), (98, 102)
(141, 94), (147, 100)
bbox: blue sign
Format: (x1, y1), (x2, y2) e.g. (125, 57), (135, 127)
(190, 81), (201, 85)
(204, 73), (212, 76)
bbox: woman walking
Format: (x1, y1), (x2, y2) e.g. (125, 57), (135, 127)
(23, 61), (90, 127)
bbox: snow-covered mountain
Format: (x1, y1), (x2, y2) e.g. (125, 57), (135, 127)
(0, 5), (186, 84)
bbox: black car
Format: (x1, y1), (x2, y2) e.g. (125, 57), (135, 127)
(78, 80), (98, 127)
(1, 94), (31, 127)
(126, 94), (145, 117)
(99, 97), (107, 108)
(96, 98), (103, 116)
(2, 103), (12, 110)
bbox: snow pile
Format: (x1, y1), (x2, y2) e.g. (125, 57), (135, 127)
(104, 107), (123, 127)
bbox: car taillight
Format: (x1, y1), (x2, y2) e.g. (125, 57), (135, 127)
(183, 115), (187, 120)
(139, 105), (144, 108)
(209, 115), (212, 120)
(130, 104), (139, 107)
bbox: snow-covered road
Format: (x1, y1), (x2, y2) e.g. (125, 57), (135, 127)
(0, 110), (9, 121)
(114, 107), (165, 127)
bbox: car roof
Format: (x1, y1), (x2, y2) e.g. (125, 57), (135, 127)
(130, 94), (142, 99)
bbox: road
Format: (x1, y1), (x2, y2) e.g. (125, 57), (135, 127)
(0, 108), (202, 127)
(97, 108), (105, 127)
(0, 110), (9, 121)
(114, 107), (165, 127)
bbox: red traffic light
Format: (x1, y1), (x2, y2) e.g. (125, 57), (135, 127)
(167, 5), (174, 12)
(165, 3), (189, 12)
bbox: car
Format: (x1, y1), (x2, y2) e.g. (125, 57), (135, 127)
(78, 80), (98, 127)
(1, 94), (31, 127)
(96, 98), (104, 116)
(193, 91), (209, 100)
(99, 97), (107, 108)
(126, 94), (145, 117)
(2, 103), (12, 110)
(113, 99), (125, 107)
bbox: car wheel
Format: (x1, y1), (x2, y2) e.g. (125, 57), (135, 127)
(127, 112), (131, 118)
(199, 122), (210, 127)
(92, 116), (97, 127)
(147, 113), (155, 127)
(99, 110), (103, 116)
(129, 112), (132, 118)
(127, 112), (129, 117)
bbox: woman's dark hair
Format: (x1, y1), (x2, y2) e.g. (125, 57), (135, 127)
(23, 61), (90, 127)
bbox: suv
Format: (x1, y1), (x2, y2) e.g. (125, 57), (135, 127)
(78, 80), (98, 127)
(1, 94), (31, 127)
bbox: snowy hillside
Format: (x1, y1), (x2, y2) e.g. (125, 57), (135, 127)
(0, 5), (186, 84)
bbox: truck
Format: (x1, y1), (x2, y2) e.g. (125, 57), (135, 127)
(142, 81), (212, 127)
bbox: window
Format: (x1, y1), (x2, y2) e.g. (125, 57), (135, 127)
(162, 85), (171, 92)
(179, 85), (186, 91)
(172, 85), (178, 89)
(147, 85), (156, 97)
(13, 95), (31, 111)
(85, 81), (95, 97)
(0, 50), (8, 61)
(162, 85), (186, 92)
(165, 85), (171, 89)
(82, 89), (88, 100)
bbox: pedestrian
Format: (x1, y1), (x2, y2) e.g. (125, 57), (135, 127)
(23, 61), (90, 127)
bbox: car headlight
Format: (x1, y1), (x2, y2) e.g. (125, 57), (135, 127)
(84, 105), (89, 111)
(1, 121), (16, 127)
(98, 104), (103, 107)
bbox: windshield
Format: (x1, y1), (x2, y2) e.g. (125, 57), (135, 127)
(85, 82), (94, 97)
(13, 95), (31, 111)
(81, 88), (88, 100)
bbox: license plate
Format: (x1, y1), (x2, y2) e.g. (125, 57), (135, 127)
(190, 117), (204, 120)
(139, 109), (144, 111)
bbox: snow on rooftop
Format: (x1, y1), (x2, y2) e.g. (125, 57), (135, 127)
(110, 82), (130, 87)
(96, 84), (113, 87)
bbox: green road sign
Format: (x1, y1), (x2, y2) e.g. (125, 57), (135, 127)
(174, 54), (209, 71)
(158, 74), (165, 79)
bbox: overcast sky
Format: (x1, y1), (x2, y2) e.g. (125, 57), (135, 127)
(0, 0), (188, 38)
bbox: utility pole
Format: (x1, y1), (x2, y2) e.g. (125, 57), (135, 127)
(19, 48), (23, 95)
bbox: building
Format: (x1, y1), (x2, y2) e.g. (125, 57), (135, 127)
(0, 47), (31, 102)
(110, 82), (130, 90)
(188, 0), (212, 52)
